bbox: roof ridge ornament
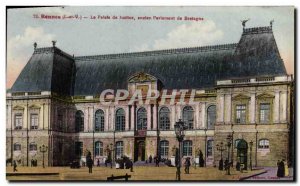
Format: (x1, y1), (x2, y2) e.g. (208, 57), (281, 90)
(52, 40), (56, 47)
(33, 42), (37, 51)
(270, 19), (274, 28)
(241, 19), (250, 30)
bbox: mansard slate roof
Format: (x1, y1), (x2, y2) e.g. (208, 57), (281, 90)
(10, 26), (287, 96)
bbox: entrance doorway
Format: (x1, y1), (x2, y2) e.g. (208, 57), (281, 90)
(134, 139), (145, 162)
(237, 139), (248, 170)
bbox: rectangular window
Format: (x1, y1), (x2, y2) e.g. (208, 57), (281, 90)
(30, 114), (38, 129)
(258, 139), (269, 149)
(236, 105), (246, 124)
(14, 144), (21, 151)
(183, 141), (192, 156)
(15, 114), (23, 130)
(260, 103), (270, 124)
(116, 141), (123, 159)
(207, 140), (213, 156)
(29, 143), (37, 151)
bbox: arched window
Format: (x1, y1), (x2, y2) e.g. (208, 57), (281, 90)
(116, 141), (123, 159)
(183, 140), (192, 156)
(115, 109), (125, 131)
(159, 107), (170, 130)
(234, 139), (241, 148)
(95, 141), (103, 156)
(207, 140), (213, 157)
(160, 140), (169, 158)
(14, 143), (21, 151)
(95, 109), (105, 132)
(75, 111), (84, 132)
(207, 105), (216, 129)
(137, 107), (147, 130)
(183, 106), (194, 129)
(258, 139), (269, 149)
(29, 142), (37, 151)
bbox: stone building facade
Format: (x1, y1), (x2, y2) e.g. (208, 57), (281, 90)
(6, 25), (294, 168)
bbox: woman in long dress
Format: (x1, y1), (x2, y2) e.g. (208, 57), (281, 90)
(284, 160), (289, 177)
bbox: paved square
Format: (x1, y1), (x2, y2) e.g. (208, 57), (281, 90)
(7, 165), (267, 181)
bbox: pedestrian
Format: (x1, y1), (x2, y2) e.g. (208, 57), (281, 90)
(149, 155), (152, 163)
(155, 157), (160, 167)
(236, 161), (240, 171)
(31, 159), (34, 167)
(87, 158), (93, 173)
(219, 159), (223, 170)
(280, 159), (285, 177)
(224, 159), (229, 171)
(277, 159), (285, 177)
(130, 159), (134, 172)
(97, 159), (100, 167)
(284, 160), (289, 177)
(184, 158), (191, 174)
(13, 160), (17, 172)
(276, 160), (280, 177)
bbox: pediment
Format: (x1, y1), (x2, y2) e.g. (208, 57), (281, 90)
(13, 105), (24, 110)
(28, 104), (41, 109)
(232, 94), (250, 100)
(256, 93), (274, 99)
(128, 72), (157, 83)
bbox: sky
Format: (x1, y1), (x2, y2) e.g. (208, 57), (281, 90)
(6, 6), (294, 88)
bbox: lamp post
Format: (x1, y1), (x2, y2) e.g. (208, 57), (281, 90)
(109, 143), (114, 169)
(226, 134), (232, 175)
(249, 140), (253, 171)
(39, 144), (48, 168)
(216, 142), (225, 160)
(174, 119), (188, 181)
(204, 128), (207, 167)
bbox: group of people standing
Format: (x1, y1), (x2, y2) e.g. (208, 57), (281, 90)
(218, 158), (231, 171)
(148, 155), (160, 167)
(277, 159), (289, 177)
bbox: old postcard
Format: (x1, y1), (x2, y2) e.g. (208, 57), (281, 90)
(6, 6), (295, 181)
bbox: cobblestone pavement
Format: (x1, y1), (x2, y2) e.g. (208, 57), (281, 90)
(246, 167), (294, 181)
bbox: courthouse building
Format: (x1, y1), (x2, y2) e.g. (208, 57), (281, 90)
(6, 24), (294, 168)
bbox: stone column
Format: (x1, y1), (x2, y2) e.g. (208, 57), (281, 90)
(24, 104), (28, 129)
(131, 105), (135, 130)
(201, 102), (206, 128)
(39, 104), (44, 130)
(105, 107), (109, 131)
(84, 107), (89, 132)
(170, 105), (175, 130)
(7, 103), (12, 129)
(125, 106), (129, 131)
(153, 104), (157, 130)
(274, 91), (280, 123)
(195, 103), (200, 129)
(110, 107), (115, 131)
(217, 94), (224, 123)
(280, 90), (287, 122)
(147, 105), (151, 130)
(250, 93), (256, 124)
(91, 107), (94, 131)
(225, 94), (232, 124)
(176, 104), (181, 120)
